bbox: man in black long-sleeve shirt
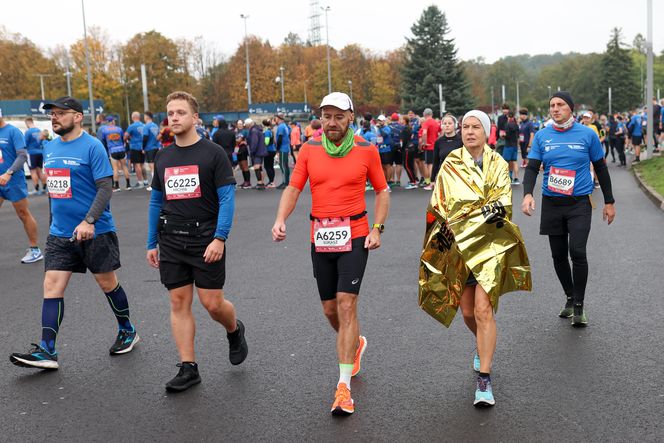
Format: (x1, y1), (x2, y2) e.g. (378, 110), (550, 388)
(212, 119), (236, 166)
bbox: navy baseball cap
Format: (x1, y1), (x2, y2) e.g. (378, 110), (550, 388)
(43, 96), (84, 113)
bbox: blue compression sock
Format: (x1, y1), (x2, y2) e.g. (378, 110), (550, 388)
(105, 284), (133, 332)
(41, 298), (64, 354)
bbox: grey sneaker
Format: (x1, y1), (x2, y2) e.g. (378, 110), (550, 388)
(21, 248), (44, 264)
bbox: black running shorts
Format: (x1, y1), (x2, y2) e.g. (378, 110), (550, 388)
(424, 150), (435, 164)
(129, 150), (145, 164)
(110, 151), (126, 161)
(145, 150), (158, 163)
(158, 232), (226, 290)
(540, 195), (592, 236)
(380, 151), (393, 165)
(310, 237), (368, 301)
(45, 232), (121, 274)
(392, 149), (403, 165)
(631, 135), (643, 146)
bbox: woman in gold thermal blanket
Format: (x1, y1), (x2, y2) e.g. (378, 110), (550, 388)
(418, 110), (531, 408)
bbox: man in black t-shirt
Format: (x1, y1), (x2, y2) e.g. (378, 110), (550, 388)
(212, 118), (237, 166)
(146, 91), (248, 393)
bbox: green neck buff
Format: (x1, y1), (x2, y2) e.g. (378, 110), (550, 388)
(322, 128), (354, 158)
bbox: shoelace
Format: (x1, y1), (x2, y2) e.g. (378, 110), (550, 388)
(336, 385), (351, 403)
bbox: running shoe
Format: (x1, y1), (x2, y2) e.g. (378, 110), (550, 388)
(240, 182), (252, 189)
(572, 307), (588, 327)
(253, 184), (266, 190)
(266, 182), (276, 188)
(331, 383), (354, 415)
(125, 186), (132, 192)
(473, 352), (480, 372)
(559, 298), (574, 318)
(146, 186), (152, 192)
(276, 183), (287, 190)
(474, 376), (495, 407)
(393, 181), (401, 187)
(133, 182), (144, 189)
(109, 329), (140, 355)
(10, 343), (58, 369)
(37, 189), (45, 195)
(227, 319), (248, 365)
(512, 178), (521, 185)
(113, 187), (121, 193)
(365, 184), (374, 191)
(423, 184), (434, 191)
(21, 248), (43, 264)
(165, 362), (201, 392)
(352, 336), (367, 377)
(405, 183), (418, 190)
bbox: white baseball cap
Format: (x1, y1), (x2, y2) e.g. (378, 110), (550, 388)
(377, 114), (387, 122)
(582, 111), (593, 118)
(319, 92), (354, 112)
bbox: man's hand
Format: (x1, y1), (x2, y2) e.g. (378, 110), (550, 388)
(74, 220), (95, 241)
(603, 203), (616, 225)
(0, 172), (11, 186)
(272, 221), (287, 242)
(146, 248), (160, 268)
(203, 238), (225, 263)
(521, 194), (536, 216)
(364, 228), (381, 250)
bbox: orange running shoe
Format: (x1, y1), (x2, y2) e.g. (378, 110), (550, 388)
(331, 383), (354, 415)
(352, 335), (367, 377)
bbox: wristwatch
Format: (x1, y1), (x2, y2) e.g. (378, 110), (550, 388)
(85, 215), (96, 224)
(371, 223), (385, 233)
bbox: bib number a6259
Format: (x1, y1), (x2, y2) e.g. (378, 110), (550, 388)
(164, 165), (201, 200)
(46, 168), (72, 199)
(314, 217), (352, 252)
(547, 167), (576, 196)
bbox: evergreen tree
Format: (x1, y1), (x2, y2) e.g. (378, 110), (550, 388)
(597, 28), (641, 113)
(401, 5), (473, 116)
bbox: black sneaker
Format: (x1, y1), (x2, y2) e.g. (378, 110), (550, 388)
(559, 297), (574, 318)
(572, 304), (588, 327)
(10, 343), (59, 369)
(276, 183), (287, 190)
(109, 329), (140, 355)
(165, 362), (201, 392)
(227, 319), (248, 365)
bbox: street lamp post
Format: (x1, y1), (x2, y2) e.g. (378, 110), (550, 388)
(240, 14), (252, 106)
(279, 66), (285, 103)
(645, 0), (654, 157)
(32, 74), (53, 100)
(516, 80), (521, 111)
(547, 85), (552, 99)
(64, 53), (73, 97)
(81, 0), (96, 132)
(322, 6), (331, 94)
(490, 85), (494, 116)
(348, 80), (353, 102)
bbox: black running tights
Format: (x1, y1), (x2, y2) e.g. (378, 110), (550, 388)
(548, 231), (590, 304)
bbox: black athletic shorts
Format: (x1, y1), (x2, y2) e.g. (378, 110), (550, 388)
(129, 150), (145, 164)
(251, 155), (264, 166)
(158, 232), (226, 290)
(540, 195), (592, 236)
(416, 150), (425, 161)
(28, 153), (43, 170)
(392, 149), (403, 165)
(631, 135), (643, 146)
(380, 151), (393, 165)
(110, 151), (126, 161)
(45, 232), (121, 274)
(424, 150), (435, 164)
(237, 150), (248, 163)
(310, 236), (368, 301)
(145, 149), (158, 163)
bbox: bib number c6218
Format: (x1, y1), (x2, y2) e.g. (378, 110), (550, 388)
(46, 168), (72, 199)
(164, 165), (201, 200)
(547, 167), (576, 196)
(313, 217), (352, 252)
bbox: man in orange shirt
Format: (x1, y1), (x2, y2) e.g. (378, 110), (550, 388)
(272, 92), (389, 416)
(420, 108), (441, 190)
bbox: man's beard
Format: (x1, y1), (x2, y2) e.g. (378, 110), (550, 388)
(53, 122), (75, 136)
(323, 123), (349, 142)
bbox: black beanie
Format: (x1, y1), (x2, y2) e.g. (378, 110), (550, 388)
(550, 91), (574, 111)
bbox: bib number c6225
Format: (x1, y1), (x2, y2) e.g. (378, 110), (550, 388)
(547, 167), (576, 196)
(164, 165), (201, 200)
(313, 217), (352, 252)
(46, 168), (72, 199)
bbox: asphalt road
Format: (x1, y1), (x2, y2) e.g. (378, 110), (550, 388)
(1, 161), (662, 442)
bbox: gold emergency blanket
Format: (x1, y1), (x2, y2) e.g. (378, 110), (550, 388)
(418, 145), (531, 327)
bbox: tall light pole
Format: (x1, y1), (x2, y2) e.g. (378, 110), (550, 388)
(240, 14), (252, 106)
(279, 66), (285, 103)
(547, 85), (552, 98)
(64, 52), (73, 97)
(32, 74), (53, 100)
(348, 80), (353, 102)
(490, 86), (495, 116)
(501, 84), (505, 104)
(81, 0), (96, 132)
(322, 6), (331, 94)
(516, 80), (521, 111)
(645, 0), (654, 157)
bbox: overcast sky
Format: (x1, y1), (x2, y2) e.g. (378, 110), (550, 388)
(3, 0), (661, 63)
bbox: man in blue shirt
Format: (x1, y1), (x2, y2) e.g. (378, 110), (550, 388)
(24, 117), (47, 195)
(274, 113), (291, 189)
(98, 116), (130, 191)
(124, 111), (146, 188)
(0, 114), (43, 263)
(376, 115), (394, 186)
(522, 91), (615, 327)
(142, 111), (160, 191)
(627, 109), (643, 162)
(10, 97), (139, 371)
(388, 113), (405, 186)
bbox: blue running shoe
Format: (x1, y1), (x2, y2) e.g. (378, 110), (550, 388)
(10, 343), (58, 369)
(21, 248), (43, 264)
(109, 329), (140, 355)
(473, 352), (480, 372)
(474, 376), (495, 407)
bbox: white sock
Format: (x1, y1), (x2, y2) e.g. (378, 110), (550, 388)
(338, 363), (353, 388)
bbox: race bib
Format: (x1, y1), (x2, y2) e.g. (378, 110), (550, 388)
(519, 134), (525, 143)
(313, 217), (352, 252)
(164, 165), (201, 200)
(376, 136), (384, 144)
(547, 167), (576, 196)
(46, 168), (72, 199)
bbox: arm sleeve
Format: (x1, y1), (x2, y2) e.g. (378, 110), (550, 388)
(8, 149), (27, 174)
(523, 158), (542, 196)
(142, 134), (149, 148)
(85, 177), (113, 222)
(289, 144), (310, 191)
(431, 144), (441, 182)
(591, 159), (615, 204)
(215, 184), (235, 240)
(146, 189), (163, 250)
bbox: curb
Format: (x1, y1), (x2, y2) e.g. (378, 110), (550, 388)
(632, 168), (664, 212)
